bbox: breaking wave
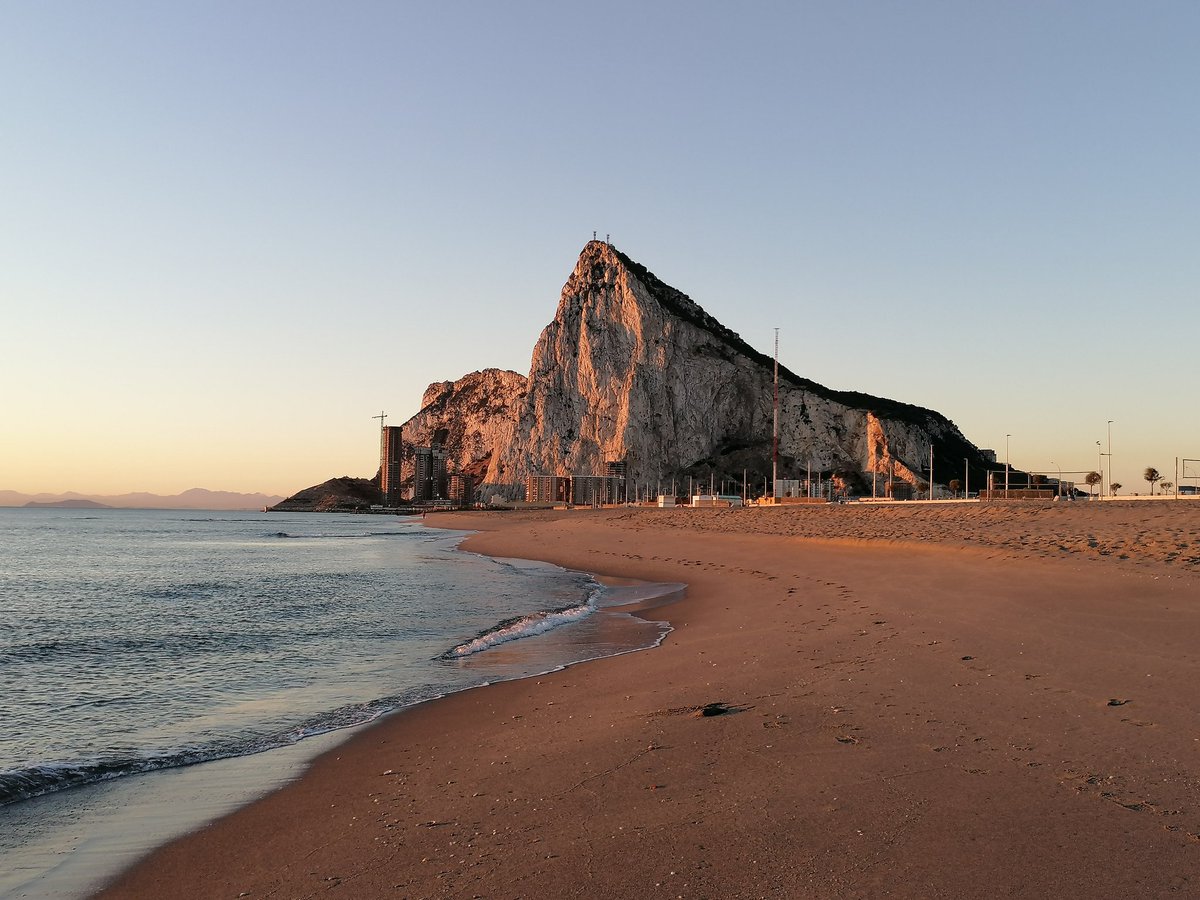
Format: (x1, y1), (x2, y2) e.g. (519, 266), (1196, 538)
(0, 689), (438, 807)
(443, 597), (600, 659)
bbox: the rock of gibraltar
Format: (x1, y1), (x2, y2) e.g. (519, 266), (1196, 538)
(279, 240), (993, 507)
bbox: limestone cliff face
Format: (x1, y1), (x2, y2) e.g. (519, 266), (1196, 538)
(398, 241), (990, 499)
(489, 242), (988, 494)
(400, 368), (527, 484)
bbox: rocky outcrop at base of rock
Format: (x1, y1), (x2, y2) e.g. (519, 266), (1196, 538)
(269, 477), (382, 512)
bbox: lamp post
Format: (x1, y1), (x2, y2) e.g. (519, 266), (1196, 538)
(1096, 441), (1102, 500)
(1051, 460), (1062, 497)
(1107, 420), (1113, 499)
(1005, 434), (1011, 498)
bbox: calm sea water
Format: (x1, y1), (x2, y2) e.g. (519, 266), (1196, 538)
(0, 508), (675, 898)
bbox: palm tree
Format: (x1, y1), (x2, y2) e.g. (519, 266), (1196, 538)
(1110, 482), (1122, 496)
(1144, 467), (1162, 496)
(1161, 481), (1174, 495)
(1084, 471), (1101, 498)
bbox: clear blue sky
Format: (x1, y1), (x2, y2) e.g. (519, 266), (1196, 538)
(3, 1), (1196, 496)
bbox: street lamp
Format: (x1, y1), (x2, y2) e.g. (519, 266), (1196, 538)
(1005, 434), (1011, 498)
(1051, 460), (1062, 497)
(1096, 441), (1102, 500)
(1107, 420), (1114, 498)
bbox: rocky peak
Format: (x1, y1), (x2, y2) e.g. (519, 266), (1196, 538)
(421, 380), (457, 409)
(401, 368), (527, 485)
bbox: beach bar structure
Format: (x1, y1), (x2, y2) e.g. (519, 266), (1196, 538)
(691, 494), (744, 508)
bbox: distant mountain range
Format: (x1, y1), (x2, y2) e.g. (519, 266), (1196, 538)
(22, 498), (113, 509)
(0, 488), (285, 510)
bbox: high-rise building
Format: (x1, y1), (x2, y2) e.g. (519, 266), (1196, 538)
(413, 445), (449, 503)
(446, 474), (474, 507)
(380, 426), (403, 507)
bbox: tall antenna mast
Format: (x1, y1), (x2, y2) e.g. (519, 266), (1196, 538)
(372, 410), (387, 433)
(772, 328), (779, 500)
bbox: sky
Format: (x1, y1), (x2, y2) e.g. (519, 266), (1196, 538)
(2, 1), (1197, 497)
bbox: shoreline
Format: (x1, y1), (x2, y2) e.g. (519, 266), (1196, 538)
(4, 526), (677, 900)
(98, 503), (1200, 898)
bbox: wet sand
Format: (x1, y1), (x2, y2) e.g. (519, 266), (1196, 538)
(98, 500), (1200, 898)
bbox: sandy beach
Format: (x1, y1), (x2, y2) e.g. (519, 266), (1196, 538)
(98, 500), (1200, 898)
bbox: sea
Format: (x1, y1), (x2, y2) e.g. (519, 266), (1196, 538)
(0, 508), (677, 899)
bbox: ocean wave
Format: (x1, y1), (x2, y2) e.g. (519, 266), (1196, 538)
(442, 598), (598, 659)
(143, 580), (231, 599)
(0, 752), (217, 806)
(4, 634), (173, 665)
(0, 690), (439, 807)
(264, 530), (416, 540)
(3, 628), (283, 668)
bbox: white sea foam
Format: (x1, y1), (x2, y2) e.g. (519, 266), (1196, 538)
(446, 601), (596, 658)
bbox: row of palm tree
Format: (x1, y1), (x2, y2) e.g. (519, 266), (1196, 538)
(1081, 467), (1173, 497)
